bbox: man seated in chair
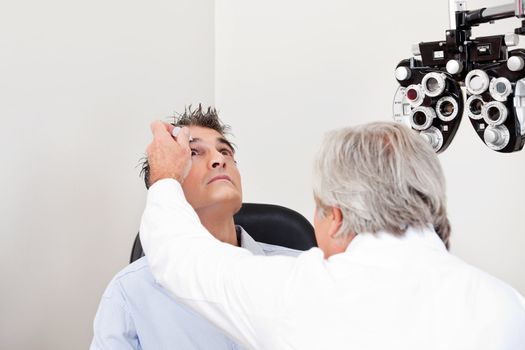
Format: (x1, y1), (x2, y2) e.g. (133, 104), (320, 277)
(90, 105), (301, 350)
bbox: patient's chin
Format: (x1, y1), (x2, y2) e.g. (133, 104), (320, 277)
(208, 188), (241, 208)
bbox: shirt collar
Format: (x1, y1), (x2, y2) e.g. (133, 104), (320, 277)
(236, 225), (266, 256)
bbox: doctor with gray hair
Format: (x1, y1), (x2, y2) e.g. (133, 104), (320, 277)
(141, 121), (525, 350)
(312, 123), (451, 255)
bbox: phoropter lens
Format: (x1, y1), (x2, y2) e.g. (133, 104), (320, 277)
(407, 88), (418, 101)
(405, 84), (425, 107)
(466, 69), (490, 95)
(489, 77), (512, 102)
(496, 82), (507, 94)
(439, 101), (454, 116)
(435, 96), (459, 122)
(466, 95), (484, 120)
(487, 106), (500, 122)
(421, 72), (446, 97)
(409, 106), (436, 130)
(414, 111), (427, 126)
(482, 101), (508, 126)
(470, 99), (482, 115)
(426, 78), (439, 92)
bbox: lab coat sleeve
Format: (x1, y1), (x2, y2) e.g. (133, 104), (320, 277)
(139, 179), (299, 349)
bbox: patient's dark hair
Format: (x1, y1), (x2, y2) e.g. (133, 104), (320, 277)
(140, 104), (232, 189)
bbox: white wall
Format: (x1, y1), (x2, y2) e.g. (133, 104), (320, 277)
(0, 0), (214, 348)
(215, 0), (525, 295)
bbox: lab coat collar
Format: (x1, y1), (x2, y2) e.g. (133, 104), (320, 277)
(340, 225), (448, 266)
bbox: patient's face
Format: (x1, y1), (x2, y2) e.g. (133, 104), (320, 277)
(181, 126), (242, 215)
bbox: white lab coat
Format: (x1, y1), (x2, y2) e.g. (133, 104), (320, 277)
(140, 179), (525, 350)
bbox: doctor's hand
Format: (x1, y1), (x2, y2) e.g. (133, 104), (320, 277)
(147, 121), (192, 186)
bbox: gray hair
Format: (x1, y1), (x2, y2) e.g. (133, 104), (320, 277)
(312, 122), (450, 248)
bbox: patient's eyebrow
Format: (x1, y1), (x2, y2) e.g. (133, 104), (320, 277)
(187, 137), (235, 153)
(217, 137), (235, 153)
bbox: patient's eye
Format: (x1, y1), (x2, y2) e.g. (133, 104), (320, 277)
(219, 148), (233, 157)
(190, 148), (201, 157)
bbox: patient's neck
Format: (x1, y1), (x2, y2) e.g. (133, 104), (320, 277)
(197, 209), (238, 247)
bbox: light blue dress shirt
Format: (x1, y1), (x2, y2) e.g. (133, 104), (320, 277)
(90, 227), (299, 350)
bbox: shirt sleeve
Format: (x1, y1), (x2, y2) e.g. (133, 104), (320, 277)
(139, 179), (301, 349)
(90, 279), (140, 350)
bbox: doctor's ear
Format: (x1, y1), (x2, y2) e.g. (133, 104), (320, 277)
(328, 207), (343, 239)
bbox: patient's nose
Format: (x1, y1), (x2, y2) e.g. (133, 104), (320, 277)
(210, 151), (226, 169)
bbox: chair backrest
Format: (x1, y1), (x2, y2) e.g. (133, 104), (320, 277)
(130, 203), (317, 263)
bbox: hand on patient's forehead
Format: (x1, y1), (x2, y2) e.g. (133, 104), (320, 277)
(172, 126), (193, 141)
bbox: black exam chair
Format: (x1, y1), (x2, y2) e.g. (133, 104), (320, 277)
(130, 203), (317, 263)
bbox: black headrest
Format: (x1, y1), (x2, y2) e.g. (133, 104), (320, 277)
(130, 203), (317, 263)
(233, 203), (317, 251)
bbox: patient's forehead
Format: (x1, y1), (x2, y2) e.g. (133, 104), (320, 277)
(187, 125), (235, 151)
(188, 125), (222, 139)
